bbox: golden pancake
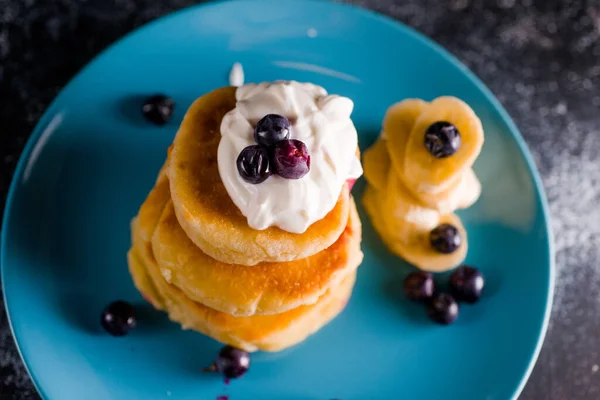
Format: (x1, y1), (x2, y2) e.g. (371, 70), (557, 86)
(127, 249), (355, 352)
(168, 86), (352, 266)
(132, 170), (363, 317)
(150, 192), (361, 317)
(128, 172), (359, 351)
(128, 240), (165, 311)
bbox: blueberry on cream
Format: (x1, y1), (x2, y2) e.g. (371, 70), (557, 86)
(236, 145), (271, 184)
(254, 114), (291, 147)
(220, 81), (362, 233)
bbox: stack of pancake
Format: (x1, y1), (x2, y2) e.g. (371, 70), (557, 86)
(127, 87), (363, 352)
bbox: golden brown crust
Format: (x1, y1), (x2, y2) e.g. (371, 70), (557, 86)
(128, 249), (355, 352)
(168, 86), (352, 266)
(128, 85), (365, 351)
(128, 168), (360, 351)
(139, 172), (362, 316)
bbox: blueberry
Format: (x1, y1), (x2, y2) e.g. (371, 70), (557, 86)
(101, 301), (136, 336)
(429, 223), (461, 254)
(254, 114), (291, 147)
(426, 293), (459, 325)
(204, 346), (250, 379)
(142, 94), (174, 125)
(237, 145), (271, 184)
(449, 266), (485, 303)
(403, 271), (435, 302)
(272, 139), (310, 179)
(424, 121), (461, 158)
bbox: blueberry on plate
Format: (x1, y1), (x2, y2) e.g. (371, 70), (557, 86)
(254, 114), (291, 147)
(426, 293), (459, 325)
(142, 94), (175, 125)
(424, 121), (461, 158)
(204, 345), (251, 379)
(101, 301), (136, 336)
(237, 145), (271, 184)
(429, 223), (461, 254)
(449, 265), (485, 303)
(403, 271), (436, 302)
(272, 139), (310, 179)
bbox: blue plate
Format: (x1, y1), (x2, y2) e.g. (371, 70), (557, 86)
(1, 1), (554, 399)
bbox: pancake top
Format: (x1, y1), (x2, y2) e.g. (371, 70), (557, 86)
(218, 81), (363, 233)
(168, 86), (354, 266)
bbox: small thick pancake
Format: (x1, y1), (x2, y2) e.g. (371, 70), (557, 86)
(146, 177), (362, 316)
(168, 86), (352, 266)
(128, 240), (165, 311)
(128, 249), (355, 352)
(129, 176), (358, 351)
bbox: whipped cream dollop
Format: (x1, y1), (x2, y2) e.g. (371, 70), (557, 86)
(218, 81), (363, 234)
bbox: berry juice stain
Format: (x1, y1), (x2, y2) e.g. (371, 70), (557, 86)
(216, 377), (230, 400)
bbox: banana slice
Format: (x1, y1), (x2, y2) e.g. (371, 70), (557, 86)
(403, 97), (484, 193)
(362, 185), (383, 226)
(382, 98), (481, 214)
(381, 171), (440, 233)
(364, 190), (467, 273)
(405, 168), (482, 214)
(457, 168), (482, 209)
(390, 214), (468, 272)
(362, 138), (390, 191)
(383, 99), (428, 177)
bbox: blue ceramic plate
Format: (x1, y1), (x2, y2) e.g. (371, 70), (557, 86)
(2, 1), (554, 399)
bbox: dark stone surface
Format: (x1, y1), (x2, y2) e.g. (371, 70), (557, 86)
(1, 0), (599, 398)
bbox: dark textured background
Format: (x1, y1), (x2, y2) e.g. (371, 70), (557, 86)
(1, 0), (599, 399)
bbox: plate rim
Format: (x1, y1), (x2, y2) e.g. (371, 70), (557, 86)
(1, 1), (555, 399)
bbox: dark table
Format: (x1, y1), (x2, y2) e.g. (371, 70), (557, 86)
(1, 0), (598, 399)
